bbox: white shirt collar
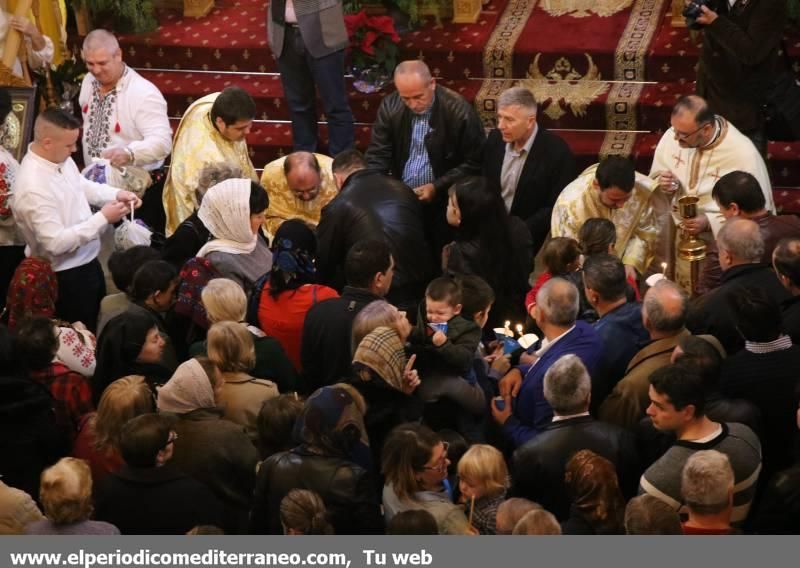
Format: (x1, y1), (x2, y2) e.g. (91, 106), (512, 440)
(506, 123), (538, 157)
(552, 411), (590, 422)
(534, 324), (576, 358)
(26, 144), (64, 172)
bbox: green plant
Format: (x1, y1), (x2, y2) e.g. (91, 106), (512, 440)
(72, 0), (158, 33)
(344, 9), (401, 79)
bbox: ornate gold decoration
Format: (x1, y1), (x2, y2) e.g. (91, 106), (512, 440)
(539, 0), (633, 17)
(1, 110), (22, 150)
(522, 54), (610, 120)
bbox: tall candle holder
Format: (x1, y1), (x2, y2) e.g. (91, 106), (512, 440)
(677, 195), (707, 296)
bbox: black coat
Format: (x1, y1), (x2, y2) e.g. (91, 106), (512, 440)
(300, 287), (382, 393)
(315, 169), (434, 303)
(250, 447), (383, 535)
(365, 85), (485, 251)
(780, 295), (800, 345)
(94, 464), (224, 534)
(482, 127), (577, 254)
(696, 0), (787, 133)
(687, 263), (791, 355)
(511, 415), (639, 520)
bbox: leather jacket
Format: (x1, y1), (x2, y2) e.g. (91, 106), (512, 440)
(316, 168), (434, 301)
(365, 85), (485, 195)
(249, 447), (383, 534)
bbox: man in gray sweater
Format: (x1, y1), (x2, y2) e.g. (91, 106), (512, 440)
(639, 364), (762, 527)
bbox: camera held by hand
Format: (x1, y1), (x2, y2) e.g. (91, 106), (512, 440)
(683, 0), (716, 29)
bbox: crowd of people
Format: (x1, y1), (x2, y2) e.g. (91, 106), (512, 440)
(0, 18), (799, 535)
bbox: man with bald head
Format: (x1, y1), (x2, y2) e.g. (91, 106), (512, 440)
(260, 151), (338, 239)
(599, 279), (691, 430)
(366, 60), (485, 251)
(491, 277), (605, 448)
(649, 95), (772, 286)
(12, 108), (141, 330)
(687, 218), (790, 354)
(79, 29), (172, 232)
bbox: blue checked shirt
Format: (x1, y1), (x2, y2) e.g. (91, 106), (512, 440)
(401, 99), (436, 189)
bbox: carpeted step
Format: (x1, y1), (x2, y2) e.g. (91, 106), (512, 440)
(141, 68), (688, 132)
(137, 69), (483, 124)
(119, 0), (508, 78)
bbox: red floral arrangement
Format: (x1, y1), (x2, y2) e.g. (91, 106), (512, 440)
(344, 10), (401, 81)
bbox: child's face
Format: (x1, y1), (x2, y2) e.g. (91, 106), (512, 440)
(426, 298), (461, 323)
(459, 477), (484, 500)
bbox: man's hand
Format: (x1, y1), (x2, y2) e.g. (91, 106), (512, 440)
(490, 396), (512, 425)
(498, 368), (523, 398)
(695, 5), (719, 25)
(401, 354), (421, 395)
(655, 170), (680, 195)
(681, 214), (709, 236)
(413, 183), (435, 203)
(115, 190), (142, 210)
(103, 147), (133, 168)
(624, 264), (637, 283)
(490, 353), (511, 376)
(10, 16), (45, 50)
(432, 330), (447, 347)
(101, 201), (130, 223)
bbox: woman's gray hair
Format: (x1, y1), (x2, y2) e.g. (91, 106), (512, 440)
(497, 86), (537, 115)
(195, 163), (244, 204)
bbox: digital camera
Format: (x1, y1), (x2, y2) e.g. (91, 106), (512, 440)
(682, 0), (716, 29)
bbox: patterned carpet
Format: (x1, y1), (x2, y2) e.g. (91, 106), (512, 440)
(115, 0), (800, 211)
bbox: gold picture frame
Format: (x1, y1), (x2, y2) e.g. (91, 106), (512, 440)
(1, 85), (37, 163)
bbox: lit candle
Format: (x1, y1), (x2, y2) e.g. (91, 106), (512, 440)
(661, 262), (668, 274)
(515, 324), (524, 337)
(504, 320), (511, 337)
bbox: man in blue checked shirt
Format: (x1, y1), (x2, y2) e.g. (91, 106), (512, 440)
(365, 60), (485, 254)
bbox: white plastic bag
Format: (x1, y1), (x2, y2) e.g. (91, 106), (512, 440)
(114, 208), (152, 251)
(83, 158), (152, 198)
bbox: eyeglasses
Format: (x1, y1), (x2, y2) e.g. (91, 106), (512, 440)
(674, 122), (711, 141)
(422, 442), (450, 472)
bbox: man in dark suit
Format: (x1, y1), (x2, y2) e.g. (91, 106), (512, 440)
(512, 354), (638, 520)
(492, 278), (605, 449)
(267, 0), (354, 155)
(482, 86), (576, 255)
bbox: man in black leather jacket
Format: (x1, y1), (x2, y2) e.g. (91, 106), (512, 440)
(365, 60), (485, 252)
(317, 149), (434, 309)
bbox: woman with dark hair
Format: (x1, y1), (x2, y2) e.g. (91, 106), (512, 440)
(127, 259), (180, 369)
(253, 219), (338, 373)
(92, 311), (170, 405)
(381, 423), (472, 535)
(561, 449), (625, 535)
(250, 385), (382, 535)
(196, 178), (272, 295)
(443, 176), (532, 326)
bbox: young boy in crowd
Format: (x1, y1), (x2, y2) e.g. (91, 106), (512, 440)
(409, 276), (483, 381)
(457, 444), (509, 535)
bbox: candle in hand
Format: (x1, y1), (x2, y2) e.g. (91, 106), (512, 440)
(515, 324), (524, 337)
(504, 320), (511, 336)
(661, 262), (668, 274)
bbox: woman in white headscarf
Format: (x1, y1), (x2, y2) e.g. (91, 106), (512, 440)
(197, 178), (272, 295)
(157, 357), (258, 533)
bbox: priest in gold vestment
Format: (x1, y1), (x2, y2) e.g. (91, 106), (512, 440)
(260, 151), (338, 241)
(162, 87), (257, 235)
(551, 156), (658, 276)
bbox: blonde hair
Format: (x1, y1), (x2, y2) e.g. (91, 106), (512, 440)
(207, 321), (256, 373)
(201, 278), (247, 324)
(280, 489), (333, 535)
(351, 300), (397, 353)
(39, 458), (93, 525)
(93, 375), (154, 452)
(457, 444), (508, 498)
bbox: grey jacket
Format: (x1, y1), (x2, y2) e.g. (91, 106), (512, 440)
(267, 0), (348, 59)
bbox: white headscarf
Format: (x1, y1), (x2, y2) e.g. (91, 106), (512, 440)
(197, 178), (258, 257)
(157, 358), (216, 414)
